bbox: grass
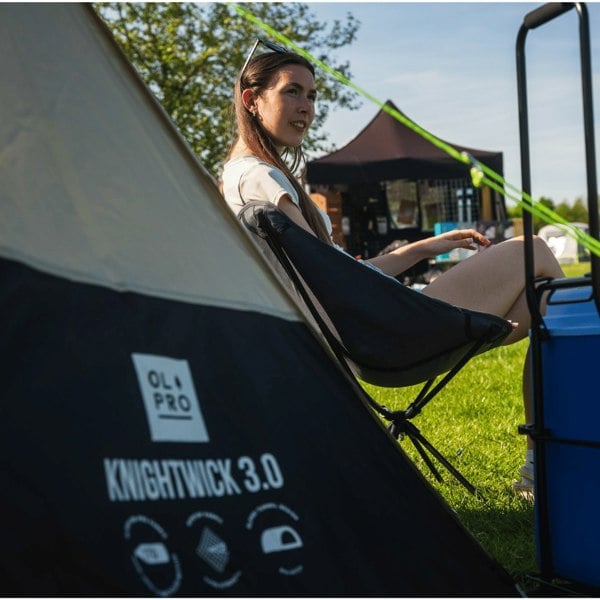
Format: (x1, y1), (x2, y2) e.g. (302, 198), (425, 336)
(561, 261), (591, 278)
(361, 262), (592, 587)
(363, 339), (536, 582)
(363, 339), (538, 584)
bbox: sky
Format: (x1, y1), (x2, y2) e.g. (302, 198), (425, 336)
(303, 2), (600, 206)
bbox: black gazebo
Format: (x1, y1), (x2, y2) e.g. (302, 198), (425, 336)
(307, 100), (506, 260)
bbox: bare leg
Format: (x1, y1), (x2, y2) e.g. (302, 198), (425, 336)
(423, 236), (563, 467)
(422, 235), (563, 343)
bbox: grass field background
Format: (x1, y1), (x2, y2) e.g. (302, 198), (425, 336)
(363, 339), (535, 581)
(361, 261), (591, 584)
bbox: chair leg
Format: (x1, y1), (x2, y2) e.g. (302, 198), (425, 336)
(383, 339), (492, 496)
(407, 432), (444, 483)
(389, 419), (480, 496)
(405, 338), (489, 419)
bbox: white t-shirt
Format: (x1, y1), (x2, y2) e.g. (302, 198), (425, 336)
(221, 155), (334, 239)
(221, 154), (395, 280)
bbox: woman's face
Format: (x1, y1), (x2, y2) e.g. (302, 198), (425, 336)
(248, 64), (316, 151)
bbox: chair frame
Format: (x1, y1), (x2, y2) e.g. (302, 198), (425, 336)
(240, 200), (513, 494)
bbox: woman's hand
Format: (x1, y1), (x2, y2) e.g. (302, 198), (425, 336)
(368, 228), (490, 276)
(415, 229), (490, 258)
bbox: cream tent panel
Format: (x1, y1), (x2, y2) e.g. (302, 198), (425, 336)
(0, 4), (299, 320)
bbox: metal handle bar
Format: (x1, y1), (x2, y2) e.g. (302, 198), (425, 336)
(523, 2), (574, 29)
(517, 2), (599, 316)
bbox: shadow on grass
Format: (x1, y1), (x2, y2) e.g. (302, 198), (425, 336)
(459, 498), (600, 597)
(454, 501), (536, 583)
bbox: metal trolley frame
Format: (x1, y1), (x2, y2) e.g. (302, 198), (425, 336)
(516, 1), (600, 588)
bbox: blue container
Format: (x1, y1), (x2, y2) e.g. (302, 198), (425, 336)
(434, 222), (458, 262)
(433, 222), (476, 263)
(536, 281), (600, 587)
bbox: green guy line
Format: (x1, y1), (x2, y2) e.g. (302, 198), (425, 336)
(232, 3), (600, 257)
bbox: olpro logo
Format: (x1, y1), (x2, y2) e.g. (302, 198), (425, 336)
(132, 353), (209, 443)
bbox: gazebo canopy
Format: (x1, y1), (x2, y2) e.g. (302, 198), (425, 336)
(307, 100), (503, 184)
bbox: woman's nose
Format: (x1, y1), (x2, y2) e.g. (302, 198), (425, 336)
(299, 97), (312, 114)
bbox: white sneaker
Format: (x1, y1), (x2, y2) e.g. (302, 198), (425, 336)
(512, 463), (534, 498)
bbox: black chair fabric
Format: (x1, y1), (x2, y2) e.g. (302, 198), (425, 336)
(239, 201), (512, 388)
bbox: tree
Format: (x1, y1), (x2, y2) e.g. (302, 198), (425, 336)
(553, 200), (572, 221)
(568, 197), (589, 223)
(507, 196), (557, 232)
(94, 3), (361, 178)
(508, 195), (591, 232)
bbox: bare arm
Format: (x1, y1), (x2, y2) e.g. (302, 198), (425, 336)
(367, 229), (491, 276)
(276, 195), (491, 277)
(277, 194), (317, 235)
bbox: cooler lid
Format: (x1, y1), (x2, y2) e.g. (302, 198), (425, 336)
(543, 285), (600, 336)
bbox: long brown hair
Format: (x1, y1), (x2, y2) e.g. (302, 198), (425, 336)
(227, 50), (332, 245)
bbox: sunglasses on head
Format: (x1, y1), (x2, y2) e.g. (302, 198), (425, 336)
(239, 38), (288, 83)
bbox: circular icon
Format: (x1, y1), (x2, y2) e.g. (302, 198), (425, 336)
(246, 503), (304, 576)
(186, 511), (241, 590)
(124, 515), (182, 597)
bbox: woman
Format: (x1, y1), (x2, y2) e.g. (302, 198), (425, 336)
(221, 44), (564, 495)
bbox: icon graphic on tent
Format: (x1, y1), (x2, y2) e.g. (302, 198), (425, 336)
(133, 542), (170, 566)
(261, 525), (303, 554)
(196, 527), (230, 573)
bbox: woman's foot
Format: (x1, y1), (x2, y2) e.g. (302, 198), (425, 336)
(512, 463), (534, 499)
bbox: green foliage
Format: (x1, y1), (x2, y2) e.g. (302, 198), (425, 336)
(507, 195), (590, 231)
(94, 2), (361, 177)
(362, 339), (537, 583)
(565, 197), (589, 223)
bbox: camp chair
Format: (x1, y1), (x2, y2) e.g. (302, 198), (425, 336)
(239, 200), (513, 494)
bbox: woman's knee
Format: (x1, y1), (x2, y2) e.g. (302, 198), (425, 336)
(505, 235), (562, 276)
(533, 236), (563, 276)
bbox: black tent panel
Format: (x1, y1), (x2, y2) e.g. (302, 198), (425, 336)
(0, 258), (518, 596)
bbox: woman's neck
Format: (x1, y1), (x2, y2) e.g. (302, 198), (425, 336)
(230, 138), (284, 161)
(229, 139), (251, 159)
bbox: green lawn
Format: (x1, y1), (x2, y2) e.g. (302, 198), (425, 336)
(561, 261), (591, 278)
(360, 264), (592, 586)
(362, 339), (536, 584)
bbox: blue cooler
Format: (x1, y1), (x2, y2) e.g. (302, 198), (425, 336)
(535, 281), (600, 587)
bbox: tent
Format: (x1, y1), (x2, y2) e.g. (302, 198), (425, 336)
(307, 100), (504, 184)
(538, 222), (590, 264)
(0, 4), (519, 596)
(306, 101), (505, 260)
